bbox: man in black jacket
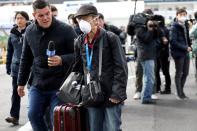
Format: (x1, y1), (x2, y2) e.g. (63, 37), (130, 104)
(74, 4), (128, 131)
(5, 11), (29, 126)
(17, 0), (77, 130)
(136, 17), (165, 104)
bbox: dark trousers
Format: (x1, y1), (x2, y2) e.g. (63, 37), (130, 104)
(10, 76), (21, 120)
(156, 56), (171, 92)
(174, 54), (190, 97)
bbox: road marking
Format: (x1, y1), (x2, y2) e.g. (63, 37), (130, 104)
(17, 121), (32, 131)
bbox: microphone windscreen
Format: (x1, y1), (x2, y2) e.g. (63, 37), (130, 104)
(48, 41), (55, 51)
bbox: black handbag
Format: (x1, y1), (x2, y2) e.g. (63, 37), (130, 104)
(81, 37), (104, 107)
(57, 72), (83, 105)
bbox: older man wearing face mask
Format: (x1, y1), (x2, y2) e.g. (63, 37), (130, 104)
(170, 8), (192, 100)
(74, 4), (128, 131)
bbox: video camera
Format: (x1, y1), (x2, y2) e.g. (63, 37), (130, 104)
(127, 13), (153, 36)
(186, 19), (196, 25)
(127, 13), (165, 36)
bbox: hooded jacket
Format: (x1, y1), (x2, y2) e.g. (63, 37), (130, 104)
(6, 24), (29, 77)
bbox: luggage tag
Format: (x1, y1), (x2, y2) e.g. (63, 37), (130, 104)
(87, 72), (91, 84)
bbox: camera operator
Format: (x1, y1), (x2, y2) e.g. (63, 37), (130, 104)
(135, 16), (164, 104)
(128, 9), (162, 101)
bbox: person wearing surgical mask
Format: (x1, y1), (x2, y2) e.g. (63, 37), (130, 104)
(67, 14), (83, 35)
(170, 8), (192, 100)
(74, 4), (128, 131)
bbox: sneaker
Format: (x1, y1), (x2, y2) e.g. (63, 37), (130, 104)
(175, 95), (184, 100)
(133, 92), (141, 100)
(176, 95), (182, 100)
(183, 96), (189, 100)
(151, 94), (159, 100)
(5, 117), (19, 125)
(160, 90), (171, 94)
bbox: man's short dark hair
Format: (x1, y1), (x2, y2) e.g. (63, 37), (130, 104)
(32, 0), (50, 12)
(143, 9), (153, 15)
(176, 8), (187, 16)
(51, 5), (57, 12)
(98, 13), (104, 20)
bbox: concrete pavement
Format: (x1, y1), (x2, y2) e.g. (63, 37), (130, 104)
(1, 60), (197, 131)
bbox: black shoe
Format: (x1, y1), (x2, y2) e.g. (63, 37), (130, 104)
(5, 117), (19, 125)
(181, 95), (189, 100)
(176, 95), (185, 100)
(160, 90), (171, 94)
(142, 100), (156, 104)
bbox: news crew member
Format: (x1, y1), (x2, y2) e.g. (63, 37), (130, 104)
(17, 0), (77, 131)
(5, 11), (30, 125)
(136, 18), (164, 104)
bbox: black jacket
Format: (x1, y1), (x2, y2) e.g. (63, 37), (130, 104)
(104, 24), (127, 45)
(170, 22), (192, 59)
(158, 26), (170, 58)
(17, 18), (77, 91)
(136, 27), (160, 61)
(6, 25), (28, 77)
(74, 28), (128, 106)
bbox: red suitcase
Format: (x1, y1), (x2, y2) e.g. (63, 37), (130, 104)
(54, 104), (88, 131)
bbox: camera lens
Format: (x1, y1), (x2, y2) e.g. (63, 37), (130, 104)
(149, 24), (154, 28)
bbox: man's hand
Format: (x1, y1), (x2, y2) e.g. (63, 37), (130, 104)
(17, 86), (25, 97)
(48, 55), (62, 67)
(162, 37), (168, 45)
(147, 20), (155, 31)
(109, 98), (121, 104)
(6, 70), (11, 75)
(187, 47), (192, 52)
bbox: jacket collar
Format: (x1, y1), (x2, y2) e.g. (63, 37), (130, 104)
(10, 25), (27, 37)
(93, 27), (106, 47)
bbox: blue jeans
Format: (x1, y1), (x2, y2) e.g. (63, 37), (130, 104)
(28, 86), (62, 131)
(87, 104), (122, 131)
(140, 60), (155, 102)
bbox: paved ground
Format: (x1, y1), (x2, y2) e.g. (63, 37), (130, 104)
(1, 59), (197, 131)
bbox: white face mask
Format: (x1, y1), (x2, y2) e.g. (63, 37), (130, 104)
(78, 20), (92, 34)
(179, 16), (187, 23)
